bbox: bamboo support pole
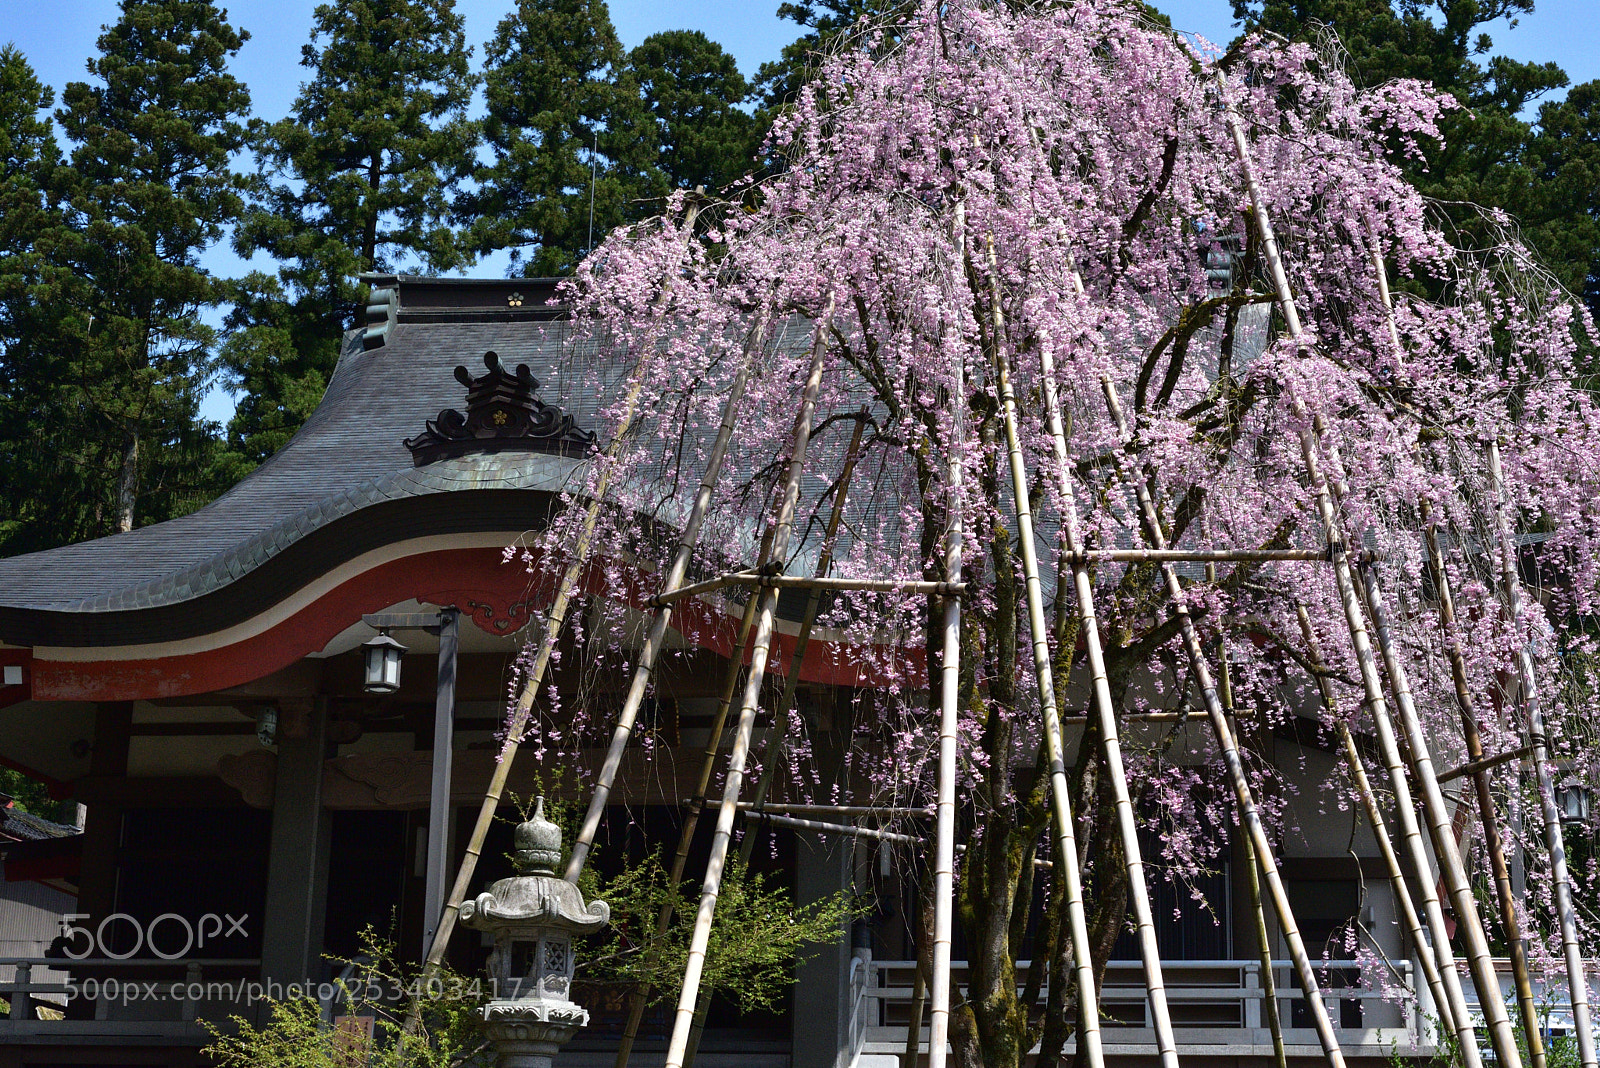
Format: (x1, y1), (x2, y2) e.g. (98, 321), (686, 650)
(1370, 237), (1531, 1058)
(1359, 562), (1525, 1068)
(1437, 748), (1531, 785)
(651, 571), (964, 606)
(565, 316), (769, 883)
(1101, 378), (1345, 1068)
(749, 810), (1053, 871)
(987, 236), (1111, 1068)
(928, 207), (967, 1068)
(416, 205), (704, 988)
(1487, 440), (1598, 1068)
(723, 802), (933, 818)
(678, 414), (868, 1066)
(1066, 548), (1328, 564)
(755, 811), (920, 844)
(662, 295), (836, 1068)
(610, 530), (773, 1068)
(1293, 601), (1458, 1041)
(905, 965), (928, 1068)
(1208, 567), (1287, 1068)
(1421, 515), (1547, 1068)
(1217, 76), (1502, 1068)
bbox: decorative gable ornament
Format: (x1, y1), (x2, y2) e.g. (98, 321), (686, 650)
(406, 350), (595, 466)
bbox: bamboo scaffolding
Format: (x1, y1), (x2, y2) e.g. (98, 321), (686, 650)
(1293, 600), (1458, 1041)
(1218, 75), (1500, 1068)
(565, 314), (770, 883)
(1101, 378), (1346, 1068)
(662, 294), (836, 1068)
(609, 530), (774, 1068)
(1421, 514), (1546, 1068)
(978, 237), (1114, 1068)
(415, 205), (704, 990)
(928, 202), (967, 1068)
(1487, 440), (1598, 1068)
(678, 413), (868, 1066)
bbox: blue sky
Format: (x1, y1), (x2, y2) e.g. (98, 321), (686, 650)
(5, 0), (1597, 422)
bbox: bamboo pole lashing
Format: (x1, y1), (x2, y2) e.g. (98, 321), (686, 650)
(986, 234), (1113, 1068)
(1292, 600), (1459, 1042)
(416, 203), (705, 987)
(1487, 439), (1598, 1068)
(1217, 71), (1502, 1068)
(662, 293), (837, 1068)
(610, 528), (775, 1068)
(1101, 377), (1346, 1068)
(1420, 512), (1547, 1068)
(565, 313), (771, 884)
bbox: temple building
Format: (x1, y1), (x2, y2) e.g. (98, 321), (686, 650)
(0, 276), (1438, 1067)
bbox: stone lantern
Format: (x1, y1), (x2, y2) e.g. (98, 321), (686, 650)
(459, 798), (609, 1068)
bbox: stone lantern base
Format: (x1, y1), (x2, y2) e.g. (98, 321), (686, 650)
(480, 998), (591, 1068)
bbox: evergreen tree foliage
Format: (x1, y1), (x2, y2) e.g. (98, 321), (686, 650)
(4, 1), (250, 551)
(628, 30), (756, 193)
(751, 1), (893, 116)
(469, 0), (662, 276)
(1228, 0), (1596, 319)
(0, 46), (71, 555)
(1521, 81), (1600, 321)
(225, 0), (479, 471)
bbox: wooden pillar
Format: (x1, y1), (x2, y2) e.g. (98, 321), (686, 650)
(260, 698), (332, 996)
(77, 702), (132, 923)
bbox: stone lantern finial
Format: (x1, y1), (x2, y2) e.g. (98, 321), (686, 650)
(512, 797), (562, 875)
(460, 798), (609, 1068)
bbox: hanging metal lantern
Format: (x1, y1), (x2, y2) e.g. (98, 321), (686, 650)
(1556, 777), (1593, 828)
(361, 632), (407, 694)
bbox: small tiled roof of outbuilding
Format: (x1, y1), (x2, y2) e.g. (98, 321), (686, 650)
(0, 795), (79, 843)
(0, 277), (599, 647)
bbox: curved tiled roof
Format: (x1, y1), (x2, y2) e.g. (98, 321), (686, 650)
(0, 278), (598, 642)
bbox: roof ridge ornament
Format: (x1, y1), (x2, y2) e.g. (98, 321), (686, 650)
(405, 350), (595, 466)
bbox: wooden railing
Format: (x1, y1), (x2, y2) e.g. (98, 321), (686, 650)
(858, 958), (1423, 1058)
(0, 956), (260, 1038)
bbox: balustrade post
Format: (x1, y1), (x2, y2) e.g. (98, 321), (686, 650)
(182, 962), (201, 1022)
(9, 962), (30, 1026)
(1246, 961), (1263, 1030)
